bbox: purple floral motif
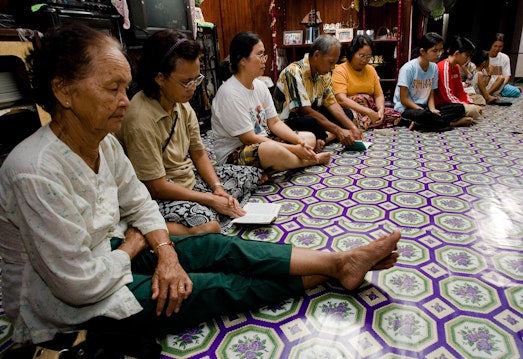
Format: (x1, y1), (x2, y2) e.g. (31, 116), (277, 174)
(170, 325), (205, 349)
(320, 300), (353, 322)
(440, 199), (460, 209)
(390, 273), (420, 293)
(263, 299), (290, 313)
(452, 283), (485, 304)
(252, 228), (271, 240)
(288, 324), (302, 335)
(331, 178), (347, 185)
(362, 192), (380, 201)
(505, 258), (523, 273)
(366, 291), (379, 300)
(504, 315), (519, 326)
(317, 205), (336, 215)
(401, 182), (417, 190)
(357, 337), (373, 350)
(443, 217), (467, 229)
(230, 334), (268, 359)
(341, 238), (365, 250)
(459, 326), (500, 355)
(366, 179), (383, 187)
(296, 233), (317, 246)
(385, 313), (421, 339)
(398, 212), (421, 223)
(290, 188), (306, 196)
(323, 190), (341, 199)
(355, 208), (377, 218)
(297, 176), (315, 184)
(432, 302), (445, 313)
(436, 185), (453, 193)
(401, 196), (419, 205)
(281, 202), (294, 211)
(448, 251), (472, 267)
(398, 244), (415, 258)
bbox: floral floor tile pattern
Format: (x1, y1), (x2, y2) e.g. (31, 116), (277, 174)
(1, 99), (523, 358)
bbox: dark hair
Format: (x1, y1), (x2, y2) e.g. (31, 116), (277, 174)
(470, 49), (489, 68)
(26, 23), (123, 113)
(440, 36), (475, 61)
(136, 29), (202, 99)
(220, 31), (260, 81)
(346, 34), (374, 61)
(411, 32), (444, 58)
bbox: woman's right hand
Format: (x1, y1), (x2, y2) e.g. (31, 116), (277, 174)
(290, 143), (318, 161)
(211, 194), (246, 218)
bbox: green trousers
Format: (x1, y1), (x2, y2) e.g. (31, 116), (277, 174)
(111, 233), (304, 336)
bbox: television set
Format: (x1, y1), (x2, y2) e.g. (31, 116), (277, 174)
(126, 0), (196, 44)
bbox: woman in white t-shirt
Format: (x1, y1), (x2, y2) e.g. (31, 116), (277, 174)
(211, 32), (331, 173)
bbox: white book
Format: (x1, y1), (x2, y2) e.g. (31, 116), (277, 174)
(231, 203), (282, 225)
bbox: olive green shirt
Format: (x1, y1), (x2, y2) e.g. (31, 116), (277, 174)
(117, 91), (204, 189)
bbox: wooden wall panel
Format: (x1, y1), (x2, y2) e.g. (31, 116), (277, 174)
(200, 0), (274, 77)
(199, 0), (409, 78)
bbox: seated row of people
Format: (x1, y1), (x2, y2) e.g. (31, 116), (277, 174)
(120, 30), (519, 235)
(0, 23), (401, 356)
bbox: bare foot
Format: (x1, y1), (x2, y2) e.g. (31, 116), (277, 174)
(451, 116), (473, 127)
(335, 230), (401, 290)
(166, 221), (221, 235)
(408, 121), (416, 131)
(314, 139), (325, 153)
(258, 171), (270, 185)
(486, 95), (498, 104)
(325, 132), (337, 144)
(317, 152), (331, 165)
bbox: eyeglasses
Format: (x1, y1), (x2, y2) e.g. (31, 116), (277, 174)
(357, 53), (373, 60)
(170, 73), (205, 90)
(255, 53), (268, 62)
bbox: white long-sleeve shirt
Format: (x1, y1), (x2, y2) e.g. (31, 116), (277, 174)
(0, 125), (167, 344)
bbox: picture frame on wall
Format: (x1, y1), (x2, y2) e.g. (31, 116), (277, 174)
(283, 30), (303, 45)
(336, 28), (353, 43)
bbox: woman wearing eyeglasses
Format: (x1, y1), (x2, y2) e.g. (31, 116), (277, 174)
(332, 34), (401, 131)
(117, 30), (263, 234)
(211, 31), (331, 175)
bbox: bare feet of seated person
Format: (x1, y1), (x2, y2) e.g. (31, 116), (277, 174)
(166, 221), (221, 235)
(335, 230), (401, 291)
(451, 116), (474, 127)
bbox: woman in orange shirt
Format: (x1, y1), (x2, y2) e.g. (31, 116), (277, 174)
(332, 35), (401, 130)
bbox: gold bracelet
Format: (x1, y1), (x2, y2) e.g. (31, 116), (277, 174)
(152, 241), (174, 255)
(210, 182), (224, 190)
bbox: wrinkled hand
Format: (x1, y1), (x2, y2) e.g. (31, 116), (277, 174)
(351, 127), (363, 141)
(336, 128), (356, 146)
(151, 249), (193, 316)
(212, 193), (246, 217)
(118, 226), (148, 259)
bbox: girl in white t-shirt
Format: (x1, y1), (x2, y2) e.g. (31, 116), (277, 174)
(393, 32), (470, 131)
(212, 32), (331, 173)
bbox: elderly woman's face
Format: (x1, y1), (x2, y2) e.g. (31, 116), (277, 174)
(67, 45), (131, 134)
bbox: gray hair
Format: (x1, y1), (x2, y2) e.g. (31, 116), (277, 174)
(310, 35), (341, 55)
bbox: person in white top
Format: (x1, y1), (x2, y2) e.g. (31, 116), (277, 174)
(211, 31), (331, 173)
(486, 33), (521, 98)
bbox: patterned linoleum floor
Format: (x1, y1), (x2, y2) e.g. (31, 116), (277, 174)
(1, 99), (522, 358)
